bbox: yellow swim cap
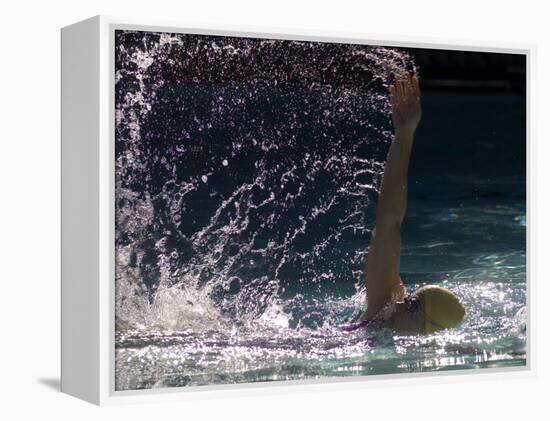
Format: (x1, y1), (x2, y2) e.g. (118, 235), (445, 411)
(414, 285), (466, 333)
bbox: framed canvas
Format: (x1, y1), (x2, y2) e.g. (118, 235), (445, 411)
(61, 15), (531, 405)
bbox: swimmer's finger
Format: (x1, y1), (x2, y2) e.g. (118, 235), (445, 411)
(397, 78), (406, 98)
(389, 85), (397, 104)
(411, 75), (418, 91)
(406, 74), (415, 97)
(411, 76), (421, 98)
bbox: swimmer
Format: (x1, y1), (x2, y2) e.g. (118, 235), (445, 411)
(340, 74), (466, 334)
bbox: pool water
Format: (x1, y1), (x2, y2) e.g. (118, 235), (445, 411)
(113, 31), (526, 391)
(115, 189), (526, 390)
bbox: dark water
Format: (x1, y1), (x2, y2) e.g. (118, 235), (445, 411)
(114, 31), (526, 391)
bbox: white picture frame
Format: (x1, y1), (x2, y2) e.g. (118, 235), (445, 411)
(61, 15), (533, 405)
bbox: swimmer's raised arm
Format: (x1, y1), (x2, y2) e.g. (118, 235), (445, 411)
(360, 74), (422, 321)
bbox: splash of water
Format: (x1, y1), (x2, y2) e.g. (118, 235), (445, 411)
(114, 30), (415, 332)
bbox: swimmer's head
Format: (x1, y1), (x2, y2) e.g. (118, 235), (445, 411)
(391, 285), (466, 334)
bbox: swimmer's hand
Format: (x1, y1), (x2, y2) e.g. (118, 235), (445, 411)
(389, 74), (422, 136)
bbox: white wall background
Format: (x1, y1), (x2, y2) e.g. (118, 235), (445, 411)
(0, 0), (547, 419)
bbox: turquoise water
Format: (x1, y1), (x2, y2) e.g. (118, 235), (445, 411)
(115, 189), (526, 390)
(113, 31), (526, 390)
